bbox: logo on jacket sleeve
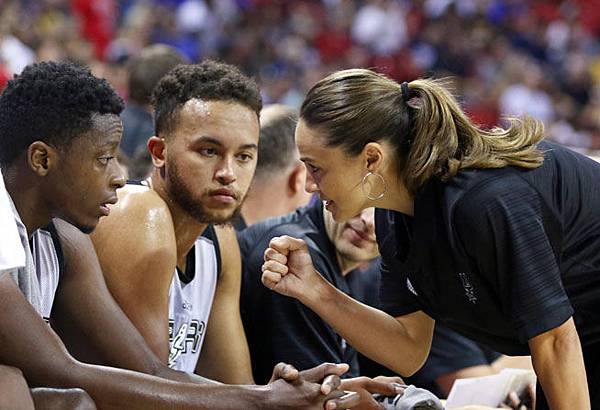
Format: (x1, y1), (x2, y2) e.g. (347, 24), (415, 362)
(406, 278), (418, 296)
(458, 272), (477, 304)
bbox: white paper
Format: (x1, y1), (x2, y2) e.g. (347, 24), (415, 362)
(445, 368), (536, 408)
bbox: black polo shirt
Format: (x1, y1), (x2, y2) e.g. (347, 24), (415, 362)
(239, 201), (503, 392)
(354, 259), (501, 399)
(238, 202), (361, 383)
(377, 141), (600, 356)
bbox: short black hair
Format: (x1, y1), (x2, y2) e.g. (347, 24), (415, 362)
(0, 61), (124, 167)
(152, 60), (262, 136)
(255, 105), (299, 180)
(128, 44), (188, 106)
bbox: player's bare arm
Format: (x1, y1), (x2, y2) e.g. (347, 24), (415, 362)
(0, 365), (34, 410)
(90, 185), (177, 362)
(194, 225), (253, 384)
(2, 271), (364, 409)
(51, 218), (179, 378)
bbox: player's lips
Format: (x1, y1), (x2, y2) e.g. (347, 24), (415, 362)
(209, 188), (237, 204)
(99, 196), (118, 216)
(324, 199), (335, 210)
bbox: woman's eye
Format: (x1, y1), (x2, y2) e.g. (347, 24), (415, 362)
(237, 153), (253, 162)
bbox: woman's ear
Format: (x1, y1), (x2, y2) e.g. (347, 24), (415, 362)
(363, 142), (384, 172)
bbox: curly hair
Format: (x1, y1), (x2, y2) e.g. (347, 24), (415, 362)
(152, 60), (262, 137)
(0, 61), (124, 167)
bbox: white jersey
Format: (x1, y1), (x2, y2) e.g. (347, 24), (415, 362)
(0, 169), (25, 273)
(6, 188), (60, 318)
(168, 226), (220, 372)
(29, 226), (62, 319)
(8, 204), (61, 319)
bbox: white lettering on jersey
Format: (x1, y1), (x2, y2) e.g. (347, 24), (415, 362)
(168, 319), (205, 368)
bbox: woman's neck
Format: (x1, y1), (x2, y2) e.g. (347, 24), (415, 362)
(370, 171), (414, 216)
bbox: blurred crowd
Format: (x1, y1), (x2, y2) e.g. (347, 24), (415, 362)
(1, 0), (600, 152)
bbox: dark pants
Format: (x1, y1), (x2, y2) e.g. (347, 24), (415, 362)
(536, 343), (600, 409)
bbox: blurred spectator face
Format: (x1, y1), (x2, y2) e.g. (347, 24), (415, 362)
(162, 99), (259, 224)
(324, 206), (379, 263)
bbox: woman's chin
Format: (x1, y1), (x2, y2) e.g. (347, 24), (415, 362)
(331, 208), (352, 223)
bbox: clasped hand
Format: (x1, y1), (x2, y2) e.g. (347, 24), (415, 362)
(270, 362), (405, 410)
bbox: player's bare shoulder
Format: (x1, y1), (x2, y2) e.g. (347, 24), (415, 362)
(213, 224), (237, 244)
(213, 224), (240, 256)
(213, 224), (241, 279)
(91, 184), (177, 263)
(97, 185), (173, 235)
(113, 184), (171, 221)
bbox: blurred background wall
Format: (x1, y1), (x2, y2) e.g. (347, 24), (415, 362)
(1, 0), (599, 154)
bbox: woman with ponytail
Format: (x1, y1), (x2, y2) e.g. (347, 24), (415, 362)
(262, 69), (600, 409)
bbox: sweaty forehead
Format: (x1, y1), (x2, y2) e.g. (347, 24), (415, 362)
(182, 98), (211, 117)
(174, 99), (259, 141)
(178, 98), (255, 123)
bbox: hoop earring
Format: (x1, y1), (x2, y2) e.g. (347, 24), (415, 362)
(361, 172), (386, 200)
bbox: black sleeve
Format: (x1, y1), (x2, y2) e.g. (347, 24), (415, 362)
(454, 176), (573, 343)
(413, 324), (501, 384)
(378, 257), (421, 317)
(375, 209), (422, 317)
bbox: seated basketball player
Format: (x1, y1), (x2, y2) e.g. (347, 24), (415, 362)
(0, 60), (362, 409)
(91, 61), (259, 383)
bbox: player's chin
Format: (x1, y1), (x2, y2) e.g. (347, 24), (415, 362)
(74, 220), (98, 234)
(204, 207), (239, 224)
(64, 212), (100, 234)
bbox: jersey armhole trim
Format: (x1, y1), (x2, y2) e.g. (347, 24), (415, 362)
(202, 225), (222, 280)
(45, 222), (65, 278)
